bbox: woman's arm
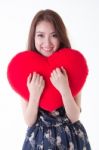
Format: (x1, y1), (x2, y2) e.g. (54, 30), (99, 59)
(61, 90), (81, 123)
(21, 72), (45, 127)
(21, 96), (39, 127)
(50, 67), (81, 123)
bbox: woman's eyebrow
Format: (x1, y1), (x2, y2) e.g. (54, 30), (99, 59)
(35, 31), (44, 34)
(36, 31), (56, 34)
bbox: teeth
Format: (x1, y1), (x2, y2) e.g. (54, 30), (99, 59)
(43, 49), (52, 52)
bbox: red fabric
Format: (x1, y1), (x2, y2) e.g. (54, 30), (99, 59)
(7, 48), (88, 112)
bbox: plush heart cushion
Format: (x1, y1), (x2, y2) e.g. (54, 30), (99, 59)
(7, 48), (88, 112)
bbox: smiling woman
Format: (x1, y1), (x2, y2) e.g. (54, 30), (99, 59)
(34, 21), (60, 57)
(7, 9), (91, 150)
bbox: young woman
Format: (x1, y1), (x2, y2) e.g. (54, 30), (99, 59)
(22, 9), (91, 150)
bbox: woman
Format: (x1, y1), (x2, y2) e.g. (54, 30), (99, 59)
(22, 9), (91, 150)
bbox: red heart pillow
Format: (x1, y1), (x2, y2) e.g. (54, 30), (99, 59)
(7, 48), (88, 112)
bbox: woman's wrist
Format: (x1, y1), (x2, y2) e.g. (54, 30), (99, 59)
(61, 86), (72, 97)
(29, 94), (40, 106)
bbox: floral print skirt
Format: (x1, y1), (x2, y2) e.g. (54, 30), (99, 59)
(22, 107), (91, 150)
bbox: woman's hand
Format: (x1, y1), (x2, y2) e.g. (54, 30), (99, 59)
(27, 72), (45, 101)
(50, 67), (69, 95)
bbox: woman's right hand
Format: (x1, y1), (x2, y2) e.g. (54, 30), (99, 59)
(27, 72), (45, 102)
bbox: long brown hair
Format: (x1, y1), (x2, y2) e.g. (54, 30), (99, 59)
(27, 9), (71, 51)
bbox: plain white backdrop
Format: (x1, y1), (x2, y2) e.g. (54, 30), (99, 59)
(0, 0), (98, 149)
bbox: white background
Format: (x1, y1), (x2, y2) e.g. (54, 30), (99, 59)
(0, 0), (98, 149)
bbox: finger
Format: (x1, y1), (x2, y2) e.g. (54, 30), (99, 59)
(55, 67), (62, 75)
(51, 70), (57, 79)
(50, 76), (54, 84)
(32, 72), (37, 81)
(42, 78), (45, 87)
(35, 73), (41, 84)
(39, 75), (43, 83)
(39, 75), (45, 88)
(37, 74), (41, 82)
(61, 66), (66, 75)
(27, 73), (32, 83)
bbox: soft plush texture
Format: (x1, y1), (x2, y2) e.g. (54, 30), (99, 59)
(7, 48), (88, 112)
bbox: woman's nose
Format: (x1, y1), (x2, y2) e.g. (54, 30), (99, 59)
(44, 37), (51, 46)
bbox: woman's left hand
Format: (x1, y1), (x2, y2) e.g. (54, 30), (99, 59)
(50, 67), (70, 95)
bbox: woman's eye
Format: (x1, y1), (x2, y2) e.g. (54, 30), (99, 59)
(37, 34), (44, 37)
(52, 34), (58, 37)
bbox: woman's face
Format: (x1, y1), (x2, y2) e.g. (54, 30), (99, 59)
(35, 21), (60, 57)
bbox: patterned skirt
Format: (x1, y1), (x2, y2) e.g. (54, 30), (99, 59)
(22, 107), (91, 150)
